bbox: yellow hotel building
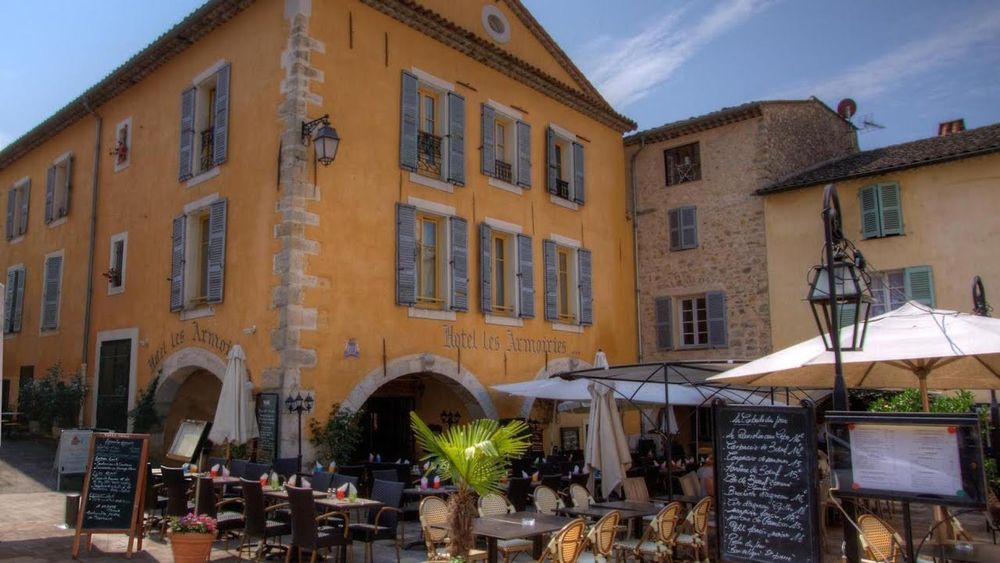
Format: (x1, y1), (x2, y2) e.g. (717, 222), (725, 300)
(0, 0), (637, 461)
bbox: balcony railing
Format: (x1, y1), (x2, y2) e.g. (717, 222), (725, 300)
(494, 160), (512, 183)
(417, 131), (442, 177)
(199, 129), (215, 172)
(556, 179), (570, 199)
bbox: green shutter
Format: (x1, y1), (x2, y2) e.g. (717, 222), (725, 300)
(905, 266), (935, 307)
(18, 180), (29, 236)
(654, 297), (673, 350)
(170, 215), (186, 312)
(878, 182), (903, 236)
(4, 269), (15, 333)
(706, 290), (727, 348)
(838, 303), (858, 329)
(41, 256), (62, 330)
(542, 239), (557, 321)
(859, 185), (881, 238)
(12, 267), (24, 332)
(6, 188), (16, 240)
(61, 156), (73, 218)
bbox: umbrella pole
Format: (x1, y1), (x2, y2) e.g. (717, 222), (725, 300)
(663, 372), (673, 500)
(918, 373), (930, 413)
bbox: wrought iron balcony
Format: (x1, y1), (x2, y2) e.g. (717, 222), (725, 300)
(417, 131), (442, 177)
(556, 179), (570, 199)
(199, 129), (215, 172)
(494, 160), (512, 183)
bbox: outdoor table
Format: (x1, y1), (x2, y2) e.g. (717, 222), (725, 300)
(315, 497), (384, 512)
(556, 504), (640, 520)
(923, 541), (1000, 562)
(473, 511), (574, 563)
(263, 488), (328, 501)
(651, 494), (703, 506)
(591, 501), (661, 516)
(402, 485), (457, 498)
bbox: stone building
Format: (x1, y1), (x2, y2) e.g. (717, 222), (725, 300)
(624, 100), (857, 363)
(0, 0), (637, 461)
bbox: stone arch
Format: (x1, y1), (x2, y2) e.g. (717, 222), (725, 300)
(153, 346), (227, 418)
(341, 353), (497, 419)
(519, 357), (593, 419)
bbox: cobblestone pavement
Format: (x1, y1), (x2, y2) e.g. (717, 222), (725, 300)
(0, 436), (992, 561)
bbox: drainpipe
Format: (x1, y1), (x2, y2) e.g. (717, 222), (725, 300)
(629, 136), (647, 362)
(81, 99), (102, 426)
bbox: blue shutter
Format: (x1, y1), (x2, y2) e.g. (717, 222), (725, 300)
(480, 223), (493, 313)
(44, 165), (55, 223)
(654, 297), (673, 350)
(578, 248), (593, 325)
(516, 121), (531, 188)
(170, 215), (186, 312)
(12, 267), (24, 332)
(543, 239), (557, 321)
(481, 104), (495, 177)
(878, 183), (903, 236)
(3, 269), (15, 333)
(680, 206), (697, 249)
(179, 87), (196, 181)
(206, 199), (227, 304)
(447, 92), (465, 185)
(212, 64), (231, 166)
(399, 71), (419, 171)
(41, 255), (62, 330)
(572, 142), (585, 204)
(450, 216), (468, 312)
(706, 290), (727, 348)
(18, 180), (29, 236)
(517, 234), (534, 318)
(545, 127), (557, 195)
(6, 188), (16, 240)
(395, 204), (417, 305)
(62, 156), (72, 217)
(859, 185), (880, 238)
(905, 266), (935, 307)
(668, 209), (680, 250)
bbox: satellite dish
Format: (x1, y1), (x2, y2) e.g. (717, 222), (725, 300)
(837, 98), (857, 120)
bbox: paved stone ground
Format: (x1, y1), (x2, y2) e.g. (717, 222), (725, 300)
(0, 436), (993, 561)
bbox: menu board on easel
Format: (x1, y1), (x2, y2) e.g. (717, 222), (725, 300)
(256, 393), (279, 464)
(72, 433), (149, 559)
(166, 419), (210, 463)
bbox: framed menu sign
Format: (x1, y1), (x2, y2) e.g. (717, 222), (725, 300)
(256, 392), (279, 464)
(713, 403), (820, 563)
(72, 433), (149, 559)
(166, 419), (211, 463)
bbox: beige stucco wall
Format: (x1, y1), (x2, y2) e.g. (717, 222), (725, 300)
(765, 152), (1000, 349)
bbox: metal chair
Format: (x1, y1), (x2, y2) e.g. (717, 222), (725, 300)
(506, 477), (531, 512)
(577, 509), (621, 563)
(615, 502), (682, 562)
(239, 478), (290, 562)
(674, 496), (712, 563)
(311, 471), (334, 492)
(537, 518), (588, 563)
(478, 493), (532, 563)
(533, 485), (564, 516)
(285, 484), (352, 563)
(349, 478), (404, 563)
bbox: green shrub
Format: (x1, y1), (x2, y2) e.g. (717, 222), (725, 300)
(309, 404), (364, 465)
(20, 362), (87, 430)
(128, 376), (161, 433)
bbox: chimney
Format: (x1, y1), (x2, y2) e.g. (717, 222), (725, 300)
(938, 119), (965, 136)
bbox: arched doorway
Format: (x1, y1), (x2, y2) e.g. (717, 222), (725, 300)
(153, 346), (226, 458)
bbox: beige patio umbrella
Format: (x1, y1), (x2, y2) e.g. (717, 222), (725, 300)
(707, 301), (1000, 411)
(584, 381), (631, 499)
(209, 345), (259, 450)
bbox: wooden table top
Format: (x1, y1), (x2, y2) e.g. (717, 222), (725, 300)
(473, 512), (575, 541)
(590, 501), (662, 517)
(262, 488), (328, 500)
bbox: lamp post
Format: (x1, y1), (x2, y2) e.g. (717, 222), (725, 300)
(302, 114), (341, 166)
(972, 275), (1000, 476)
(285, 392), (314, 474)
(440, 410), (461, 429)
(807, 184), (872, 563)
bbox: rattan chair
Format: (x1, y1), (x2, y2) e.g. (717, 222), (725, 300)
(614, 502), (682, 562)
(857, 513), (904, 563)
(239, 478), (291, 562)
(195, 475), (245, 543)
(419, 496), (487, 562)
(538, 518), (588, 563)
(622, 477), (650, 502)
(577, 509), (621, 563)
(534, 485), (565, 516)
(678, 472), (701, 499)
(478, 493), (532, 563)
(569, 483), (594, 509)
(674, 496), (711, 562)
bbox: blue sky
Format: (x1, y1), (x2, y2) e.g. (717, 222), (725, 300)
(1, 1), (998, 150)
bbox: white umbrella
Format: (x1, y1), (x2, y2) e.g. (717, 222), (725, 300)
(209, 345), (259, 446)
(594, 349), (609, 369)
(707, 301), (1000, 410)
(585, 382), (631, 499)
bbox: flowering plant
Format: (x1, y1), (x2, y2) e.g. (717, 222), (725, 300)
(169, 513), (217, 534)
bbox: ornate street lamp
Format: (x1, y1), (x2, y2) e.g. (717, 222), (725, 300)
(302, 114), (341, 166)
(440, 410), (461, 429)
(286, 391), (314, 474)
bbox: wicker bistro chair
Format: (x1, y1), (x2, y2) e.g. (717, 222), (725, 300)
(577, 510), (621, 563)
(419, 496), (487, 562)
(622, 477), (650, 502)
(674, 497), (712, 563)
(239, 478), (291, 562)
(349, 478), (404, 563)
(478, 493), (533, 563)
(534, 485), (565, 516)
(614, 502), (683, 563)
(569, 484), (595, 509)
(285, 485), (352, 563)
(195, 475), (246, 542)
(538, 518), (588, 563)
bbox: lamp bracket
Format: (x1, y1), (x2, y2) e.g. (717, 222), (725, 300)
(301, 114), (331, 145)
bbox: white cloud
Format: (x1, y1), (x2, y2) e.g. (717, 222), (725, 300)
(582, 0), (774, 108)
(784, 8), (1000, 102)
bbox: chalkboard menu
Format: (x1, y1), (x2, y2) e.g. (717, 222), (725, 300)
(713, 404), (819, 563)
(73, 433), (149, 558)
(256, 392), (279, 464)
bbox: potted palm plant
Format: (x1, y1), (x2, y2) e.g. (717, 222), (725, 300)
(410, 413), (530, 560)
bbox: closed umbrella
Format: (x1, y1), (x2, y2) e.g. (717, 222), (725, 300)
(585, 382), (631, 499)
(209, 345), (259, 447)
(707, 301), (1000, 411)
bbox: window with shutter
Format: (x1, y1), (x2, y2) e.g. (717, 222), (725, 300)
(6, 188), (16, 240)
(400, 71), (419, 172)
(668, 206), (698, 250)
(395, 203), (417, 306)
(17, 180), (29, 236)
(4, 267), (24, 334)
(180, 62), (231, 182)
(205, 199), (227, 303)
(578, 248), (592, 325)
(46, 155), (72, 223)
(41, 253), (63, 331)
(706, 290), (727, 348)
(664, 142), (701, 186)
(904, 266), (934, 307)
(859, 183), (904, 238)
(479, 223), (493, 314)
(170, 215), (186, 311)
(450, 216), (468, 312)
(654, 297), (673, 350)
(481, 103), (524, 187)
(492, 230), (518, 316)
(108, 232), (128, 295)
(517, 234), (534, 318)
(446, 92), (465, 185)
(542, 239), (558, 321)
(679, 296), (708, 347)
(547, 126), (583, 206)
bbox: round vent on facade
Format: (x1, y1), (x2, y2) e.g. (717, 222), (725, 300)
(482, 5), (511, 44)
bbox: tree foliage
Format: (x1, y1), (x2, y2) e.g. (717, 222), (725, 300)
(309, 404), (364, 465)
(128, 375), (162, 433)
(19, 362), (87, 429)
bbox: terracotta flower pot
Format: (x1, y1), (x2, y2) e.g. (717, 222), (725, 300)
(170, 532), (214, 563)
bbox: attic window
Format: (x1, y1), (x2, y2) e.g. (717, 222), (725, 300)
(482, 5), (510, 43)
